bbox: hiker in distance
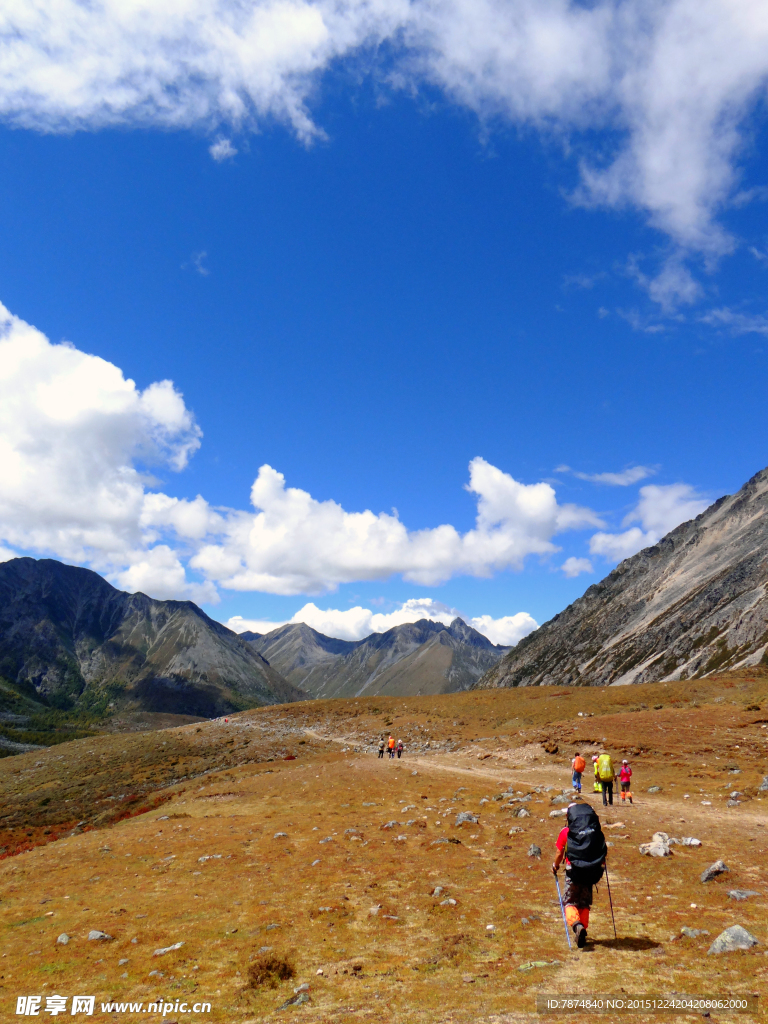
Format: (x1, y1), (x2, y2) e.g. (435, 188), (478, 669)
(571, 752), (585, 793)
(378, 738), (385, 759)
(396, 739), (404, 759)
(597, 750), (617, 806)
(388, 735), (396, 758)
(552, 798), (608, 948)
(619, 759), (633, 804)
(592, 755), (601, 794)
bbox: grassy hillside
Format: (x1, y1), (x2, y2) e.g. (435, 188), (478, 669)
(1, 669), (766, 1021)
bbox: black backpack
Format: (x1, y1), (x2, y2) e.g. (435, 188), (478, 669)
(565, 803), (607, 885)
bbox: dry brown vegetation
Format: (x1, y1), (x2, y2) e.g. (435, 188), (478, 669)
(1, 670), (767, 1022)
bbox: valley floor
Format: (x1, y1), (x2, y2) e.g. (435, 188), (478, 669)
(1, 673), (767, 1023)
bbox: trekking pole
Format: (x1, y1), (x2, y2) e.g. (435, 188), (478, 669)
(554, 874), (572, 950)
(604, 862), (618, 939)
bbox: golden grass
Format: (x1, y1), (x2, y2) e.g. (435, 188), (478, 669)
(0, 671), (767, 1022)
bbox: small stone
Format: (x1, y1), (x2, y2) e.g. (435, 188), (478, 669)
(513, 807), (531, 818)
(462, 974), (475, 983)
(486, 924), (495, 932)
(440, 898), (457, 906)
(549, 809), (567, 818)
(508, 827), (523, 835)
(432, 886), (444, 896)
(455, 812), (479, 826)
(56, 934), (70, 945)
(681, 837), (702, 847)
(680, 927), (709, 938)
(273, 832), (288, 838)
(88, 930), (113, 941)
(647, 786), (661, 793)
(758, 776), (768, 792)
(527, 844), (542, 858)
(316, 968), (324, 975)
(707, 925), (759, 955)
(701, 860), (728, 883)
(380, 821), (400, 830)
(118, 958), (129, 965)
(639, 832), (672, 857)
(293, 983), (310, 993)
(278, 992), (310, 1010)
(726, 799), (741, 807)
(727, 890), (760, 901)
(153, 942), (184, 956)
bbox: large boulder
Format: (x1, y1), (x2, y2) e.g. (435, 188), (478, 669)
(701, 860), (729, 882)
(707, 925), (759, 955)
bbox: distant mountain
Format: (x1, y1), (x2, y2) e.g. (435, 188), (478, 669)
(476, 466), (768, 690)
(0, 558), (304, 720)
(242, 617), (511, 698)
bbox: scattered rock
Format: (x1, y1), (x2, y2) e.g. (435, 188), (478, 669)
(273, 832), (288, 839)
(88, 931), (113, 941)
(639, 832), (672, 857)
(319, 837), (333, 844)
(440, 898), (457, 906)
(528, 844), (542, 858)
(604, 822), (626, 830)
(462, 974), (475, 983)
(118, 958), (129, 965)
(293, 983), (310, 994)
(550, 794), (569, 805)
(647, 786), (662, 793)
(681, 837), (702, 847)
(680, 927), (709, 938)
(707, 925), (759, 955)
(508, 827), (523, 835)
(316, 968), (323, 975)
(513, 807), (531, 818)
(549, 809), (567, 818)
(758, 776), (768, 792)
(518, 960), (561, 972)
(56, 934), (69, 945)
(727, 890), (760, 901)
(455, 812), (479, 826)
(153, 942), (184, 956)
(701, 860), (729, 883)
(726, 799), (741, 808)
(380, 821), (400, 830)
(278, 991), (310, 1010)
(431, 886), (444, 897)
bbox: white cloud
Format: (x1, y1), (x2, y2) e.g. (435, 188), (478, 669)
(699, 307), (768, 336)
(227, 598), (539, 644)
(561, 556), (593, 578)
(3, 1), (768, 263)
(209, 137), (238, 161)
(467, 612), (538, 646)
(589, 482), (709, 562)
(0, 301), (603, 602)
(0, 301), (204, 601)
(189, 457), (602, 594)
(558, 464), (655, 486)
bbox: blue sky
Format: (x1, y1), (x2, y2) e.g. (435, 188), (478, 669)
(0, 1), (767, 643)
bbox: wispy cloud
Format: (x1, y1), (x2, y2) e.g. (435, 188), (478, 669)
(699, 307), (768, 336)
(2, 0), (768, 262)
(182, 251), (210, 276)
(209, 137), (237, 162)
(561, 556), (593, 578)
(556, 465), (656, 486)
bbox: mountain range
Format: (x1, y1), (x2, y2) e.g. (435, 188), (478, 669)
(478, 465), (768, 689)
(0, 557), (304, 721)
(241, 617), (511, 698)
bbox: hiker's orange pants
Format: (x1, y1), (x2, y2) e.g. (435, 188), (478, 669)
(564, 906), (590, 928)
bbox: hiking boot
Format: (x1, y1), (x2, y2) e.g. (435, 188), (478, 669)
(574, 923), (587, 948)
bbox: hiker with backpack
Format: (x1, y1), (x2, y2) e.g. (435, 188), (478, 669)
(592, 755), (601, 794)
(552, 799), (608, 948)
(619, 759), (633, 804)
(571, 752), (585, 793)
(378, 738), (385, 759)
(596, 751), (616, 806)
